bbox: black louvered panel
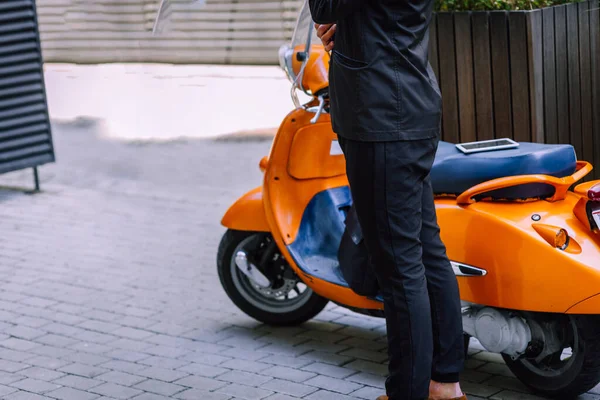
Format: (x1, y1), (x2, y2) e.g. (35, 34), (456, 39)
(0, 0), (54, 176)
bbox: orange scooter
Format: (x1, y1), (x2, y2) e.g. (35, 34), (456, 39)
(217, 2), (600, 397)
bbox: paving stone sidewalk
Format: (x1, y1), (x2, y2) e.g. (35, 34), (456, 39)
(0, 119), (596, 400)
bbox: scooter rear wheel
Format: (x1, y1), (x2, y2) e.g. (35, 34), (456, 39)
(502, 315), (600, 398)
(217, 229), (329, 326)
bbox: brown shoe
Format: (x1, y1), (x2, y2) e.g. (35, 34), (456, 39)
(375, 396), (388, 400)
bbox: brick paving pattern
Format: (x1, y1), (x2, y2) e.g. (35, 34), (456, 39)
(0, 119), (596, 399)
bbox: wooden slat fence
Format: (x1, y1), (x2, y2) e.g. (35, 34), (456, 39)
(429, 1), (600, 179)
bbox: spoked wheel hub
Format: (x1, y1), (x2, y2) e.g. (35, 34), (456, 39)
(218, 230), (329, 325)
(520, 316), (579, 378)
(229, 233), (313, 314)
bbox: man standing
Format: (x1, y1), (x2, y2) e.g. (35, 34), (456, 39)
(308, 1), (467, 399)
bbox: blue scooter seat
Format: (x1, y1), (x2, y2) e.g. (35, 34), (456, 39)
(431, 141), (577, 199)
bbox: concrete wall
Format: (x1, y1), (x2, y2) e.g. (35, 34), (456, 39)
(35, 0), (303, 64)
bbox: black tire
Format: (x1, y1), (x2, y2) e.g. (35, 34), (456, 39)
(217, 229), (329, 326)
(502, 315), (600, 399)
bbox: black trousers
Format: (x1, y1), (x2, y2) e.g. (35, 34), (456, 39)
(337, 136), (464, 400)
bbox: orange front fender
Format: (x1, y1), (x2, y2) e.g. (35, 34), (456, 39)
(221, 187), (270, 233)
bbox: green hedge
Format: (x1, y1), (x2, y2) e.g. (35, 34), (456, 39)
(435, 0), (575, 11)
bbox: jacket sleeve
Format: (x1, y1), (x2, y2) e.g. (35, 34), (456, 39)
(308, 0), (361, 24)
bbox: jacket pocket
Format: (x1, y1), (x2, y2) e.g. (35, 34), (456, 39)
(329, 51), (366, 131)
(332, 50), (369, 70)
(330, 53), (401, 134)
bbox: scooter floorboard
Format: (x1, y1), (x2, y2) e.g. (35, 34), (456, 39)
(286, 186), (385, 302)
(286, 186), (352, 287)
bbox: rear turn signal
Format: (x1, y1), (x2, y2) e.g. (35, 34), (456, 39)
(555, 229), (569, 250)
(533, 223), (581, 253)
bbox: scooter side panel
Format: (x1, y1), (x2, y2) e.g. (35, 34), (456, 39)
(439, 195), (600, 313)
(221, 186), (270, 232)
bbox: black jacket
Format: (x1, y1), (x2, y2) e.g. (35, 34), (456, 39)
(309, 0), (442, 141)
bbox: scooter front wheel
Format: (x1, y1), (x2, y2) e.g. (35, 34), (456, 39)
(217, 229), (329, 326)
(502, 315), (600, 398)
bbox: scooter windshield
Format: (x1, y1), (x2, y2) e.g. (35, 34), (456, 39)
(152, 0), (206, 35)
(290, 0), (320, 52)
